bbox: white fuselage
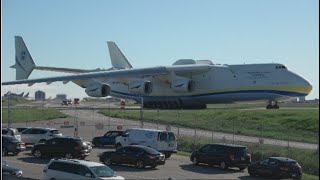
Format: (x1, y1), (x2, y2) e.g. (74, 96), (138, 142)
(103, 63), (311, 107)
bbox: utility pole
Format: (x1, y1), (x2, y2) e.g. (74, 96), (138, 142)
(7, 92), (11, 128)
(140, 97), (144, 128)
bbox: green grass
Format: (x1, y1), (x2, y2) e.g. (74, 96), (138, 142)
(98, 108), (319, 143)
(1, 108), (69, 123)
(177, 136), (319, 176)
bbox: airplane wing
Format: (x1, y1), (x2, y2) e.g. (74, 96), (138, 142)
(2, 67), (169, 86)
(2, 65), (213, 86)
(34, 66), (113, 74)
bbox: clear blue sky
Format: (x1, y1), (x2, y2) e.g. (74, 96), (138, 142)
(1, 0), (319, 100)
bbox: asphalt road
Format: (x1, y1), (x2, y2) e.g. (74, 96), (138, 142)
(3, 147), (255, 180)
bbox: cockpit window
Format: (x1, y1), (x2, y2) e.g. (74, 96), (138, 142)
(275, 65), (287, 69)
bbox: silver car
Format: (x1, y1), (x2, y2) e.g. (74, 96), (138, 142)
(20, 127), (62, 144)
(2, 128), (21, 141)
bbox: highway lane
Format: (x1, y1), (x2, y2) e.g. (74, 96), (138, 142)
(2, 147), (254, 180)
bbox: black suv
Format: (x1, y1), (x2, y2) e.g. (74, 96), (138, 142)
(2, 135), (26, 156)
(92, 130), (123, 147)
(99, 145), (166, 169)
(190, 143), (251, 170)
(248, 157), (302, 179)
(31, 137), (92, 159)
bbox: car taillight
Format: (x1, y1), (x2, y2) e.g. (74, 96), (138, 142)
(247, 154), (251, 162)
(229, 154), (234, 161)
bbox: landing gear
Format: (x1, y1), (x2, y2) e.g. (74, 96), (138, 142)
(266, 100), (279, 109)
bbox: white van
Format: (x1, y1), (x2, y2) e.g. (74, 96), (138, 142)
(115, 128), (177, 158)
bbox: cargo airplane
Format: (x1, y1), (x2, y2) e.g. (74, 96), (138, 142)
(2, 36), (312, 109)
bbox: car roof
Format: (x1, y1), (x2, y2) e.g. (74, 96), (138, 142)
(209, 143), (247, 148)
(51, 159), (105, 167)
(128, 128), (171, 133)
(270, 157), (297, 162)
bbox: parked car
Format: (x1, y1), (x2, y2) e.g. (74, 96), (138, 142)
(99, 145), (166, 169)
(31, 136), (92, 159)
(2, 127), (21, 141)
(2, 135), (26, 156)
(20, 127), (62, 144)
(115, 128), (177, 158)
(42, 158), (124, 180)
(92, 131), (124, 147)
(190, 143), (251, 170)
(248, 157), (302, 179)
(2, 160), (23, 177)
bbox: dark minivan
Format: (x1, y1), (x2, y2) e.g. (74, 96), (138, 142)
(92, 130), (123, 147)
(190, 143), (251, 170)
(248, 157), (302, 179)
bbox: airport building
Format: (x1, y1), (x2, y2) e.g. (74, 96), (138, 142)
(35, 90), (46, 101)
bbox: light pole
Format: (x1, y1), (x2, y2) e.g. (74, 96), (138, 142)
(7, 91), (11, 128)
(140, 97), (144, 128)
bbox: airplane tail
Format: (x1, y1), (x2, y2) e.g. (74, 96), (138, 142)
(10, 36), (36, 80)
(19, 92), (24, 97)
(107, 41), (133, 69)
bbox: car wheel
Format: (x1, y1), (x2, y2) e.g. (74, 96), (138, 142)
(248, 168), (255, 176)
(151, 165), (157, 169)
(239, 167), (246, 171)
(103, 157), (112, 165)
(64, 153), (73, 159)
(13, 152), (19, 156)
(136, 160), (145, 169)
(34, 149), (42, 158)
(192, 157), (199, 165)
(165, 153), (172, 158)
(2, 147), (8, 156)
(219, 161), (228, 170)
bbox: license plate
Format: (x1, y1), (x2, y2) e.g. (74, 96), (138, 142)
(241, 157), (245, 160)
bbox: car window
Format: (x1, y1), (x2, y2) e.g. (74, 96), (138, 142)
(75, 165), (94, 177)
(260, 159), (269, 165)
(268, 158), (278, 166)
(200, 145), (211, 153)
(109, 132), (120, 137)
(142, 146), (160, 155)
(90, 166), (115, 177)
(21, 128), (32, 134)
(168, 132), (176, 141)
(2, 129), (8, 134)
(50, 130), (60, 134)
(104, 132), (112, 136)
(159, 132), (168, 141)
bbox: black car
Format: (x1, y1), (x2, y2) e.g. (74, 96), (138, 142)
(92, 130), (124, 147)
(248, 157), (302, 179)
(2, 135), (26, 156)
(2, 160), (23, 177)
(99, 145), (166, 169)
(31, 136), (92, 159)
(190, 143), (251, 170)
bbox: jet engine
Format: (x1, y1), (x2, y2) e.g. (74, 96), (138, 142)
(85, 83), (110, 97)
(128, 80), (153, 94)
(172, 78), (195, 93)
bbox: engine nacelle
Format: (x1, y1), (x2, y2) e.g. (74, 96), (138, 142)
(129, 80), (153, 95)
(172, 79), (195, 93)
(85, 83), (110, 97)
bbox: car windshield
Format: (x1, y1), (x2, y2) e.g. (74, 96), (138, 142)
(90, 166), (115, 177)
(50, 130), (60, 134)
(143, 146), (160, 155)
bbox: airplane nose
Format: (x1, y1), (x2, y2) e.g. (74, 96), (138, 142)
(300, 77), (312, 95)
